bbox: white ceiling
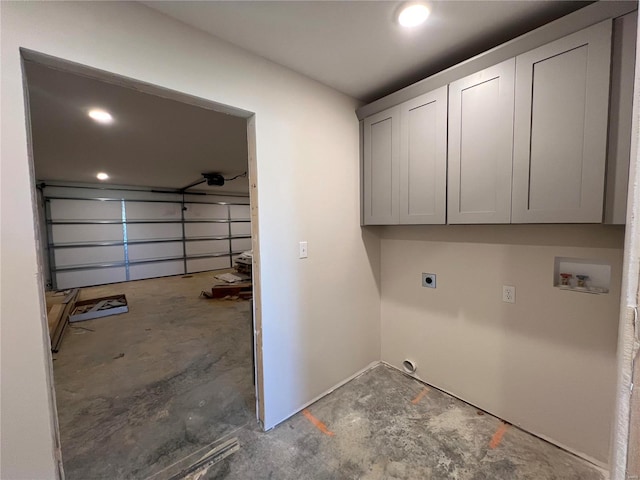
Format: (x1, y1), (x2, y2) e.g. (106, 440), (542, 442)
(145, 0), (591, 102)
(25, 61), (250, 194)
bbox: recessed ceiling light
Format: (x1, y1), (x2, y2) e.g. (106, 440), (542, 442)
(398, 3), (430, 28)
(96, 172), (109, 181)
(88, 109), (113, 124)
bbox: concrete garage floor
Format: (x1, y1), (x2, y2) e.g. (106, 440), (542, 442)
(54, 273), (605, 480)
(53, 271), (256, 480)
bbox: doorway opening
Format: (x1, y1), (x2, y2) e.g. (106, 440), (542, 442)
(22, 50), (263, 479)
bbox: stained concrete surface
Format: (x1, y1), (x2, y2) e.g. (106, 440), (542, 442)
(197, 365), (605, 480)
(54, 273), (605, 480)
(52, 272), (255, 480)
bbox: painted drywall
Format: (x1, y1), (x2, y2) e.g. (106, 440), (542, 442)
(380, 224), (624, 465)
(0, 2), (381, 478)
(611, 10), (640, 478)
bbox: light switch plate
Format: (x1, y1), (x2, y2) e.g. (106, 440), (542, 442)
(299, 241), (308, 259)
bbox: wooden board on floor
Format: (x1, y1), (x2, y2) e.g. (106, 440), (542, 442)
(47, 288), (79, 352)
(207, 283), (252, 299)
(47, 304), (65, 336)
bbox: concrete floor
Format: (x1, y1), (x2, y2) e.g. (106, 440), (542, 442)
(53, 273), (605, 480)
(53, 271), (255, 480)
(199, 365), (605, 480)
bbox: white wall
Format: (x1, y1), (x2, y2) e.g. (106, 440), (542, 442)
(380, 224), (624, 465)
(611, 10), (640, 478)
(0, 2), (381, 478)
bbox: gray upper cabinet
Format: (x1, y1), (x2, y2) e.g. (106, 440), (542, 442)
(399, 86), (447, 224)
(512, 20), (612, 223)
(363, 106), (400, 225)
(361, 12), (628, 226)
(448, 59), (515, 224)
(363, 88), (446, 226)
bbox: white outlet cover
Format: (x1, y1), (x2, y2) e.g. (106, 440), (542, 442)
(502, 285), (516, 303)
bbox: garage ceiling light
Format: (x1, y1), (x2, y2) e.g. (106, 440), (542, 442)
(96, 172), (109, 180)
(88, 109), (113, 124)
(398, 3), (431, 28)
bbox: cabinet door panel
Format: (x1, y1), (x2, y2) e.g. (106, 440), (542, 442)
(512, 20), (612, 223)
(400, 86), (447, 224)
(528, 45), (588, 211)
(363, 107), (400, 224)
(448, 59), (515, 224)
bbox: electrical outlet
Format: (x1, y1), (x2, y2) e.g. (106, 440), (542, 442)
(502, 285), (516, 303)
(299, 241), (308, 259)
(422, 273), (436, 288)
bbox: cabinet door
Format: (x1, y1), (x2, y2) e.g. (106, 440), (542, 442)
(448, 59), (515, 224)
(399, 86), (447, 224)
(512, 20), (612, 223)
(363, 107), (400, 225)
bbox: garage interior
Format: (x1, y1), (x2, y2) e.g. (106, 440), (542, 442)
(25, 61), (257, 479)
(2, 1), (639, 480)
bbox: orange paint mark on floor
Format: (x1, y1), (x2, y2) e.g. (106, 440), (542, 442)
(411, 387), (430, 405)
(302, 409), (335, 436)
(489, 422), (509, 449)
